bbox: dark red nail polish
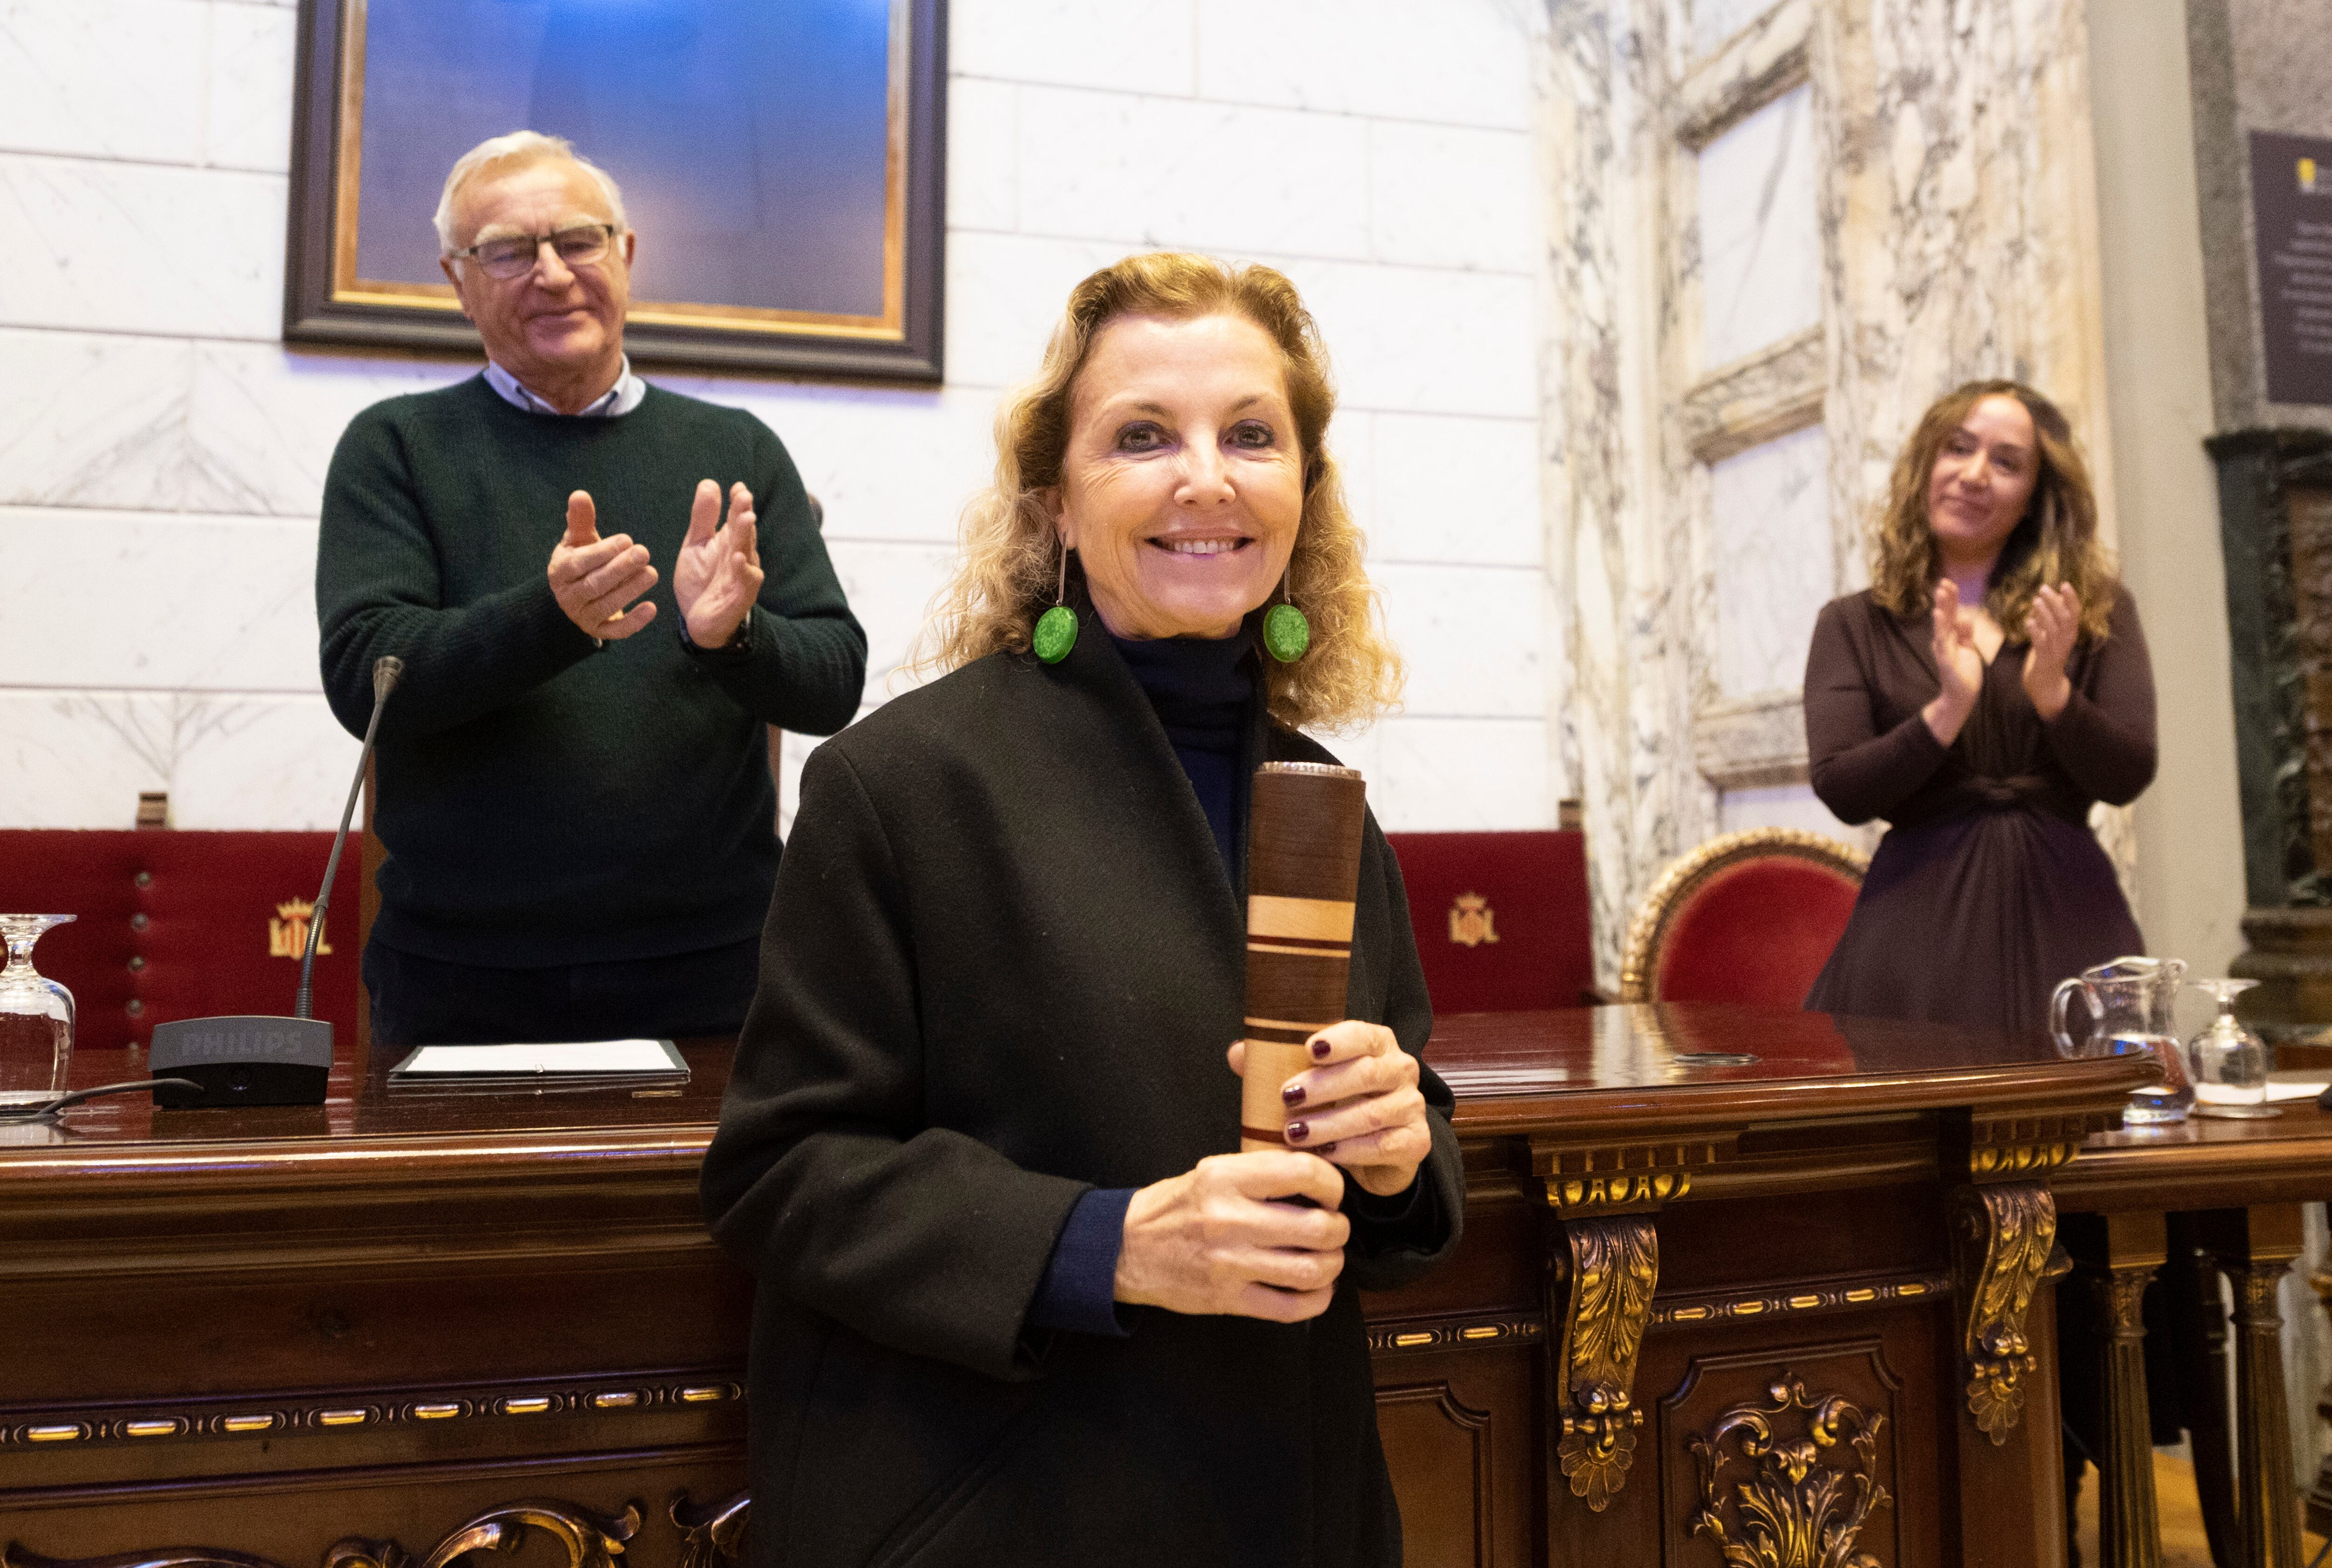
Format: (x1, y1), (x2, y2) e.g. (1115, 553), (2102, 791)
(1281, 1082), (1306, 1107)
(1310, 1038), (1331, 1059)
(1285, 1120), (1309, 1144)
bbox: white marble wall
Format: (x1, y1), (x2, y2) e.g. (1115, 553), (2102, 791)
(1815, 0), (2116, 544)
(1696, 83), (1822, 374)
(0, 0), (1553, 836)
(1708, 420), (1831, 701)
(1544, 0), (2118, 978)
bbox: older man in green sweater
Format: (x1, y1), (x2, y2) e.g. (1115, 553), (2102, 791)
(317, 131), (866, 1047)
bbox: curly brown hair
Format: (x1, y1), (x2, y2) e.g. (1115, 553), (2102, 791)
(1868, 379), (2118, 641)
(910, 252), (1403, 733)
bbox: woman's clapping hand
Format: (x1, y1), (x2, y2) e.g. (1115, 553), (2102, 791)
(1923, 579), (1985, 745)
(2022, 583), (2080, 722)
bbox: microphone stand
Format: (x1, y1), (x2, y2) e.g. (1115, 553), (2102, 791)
(149, 655), (402, 1108)
(296, 656), (401, 1021)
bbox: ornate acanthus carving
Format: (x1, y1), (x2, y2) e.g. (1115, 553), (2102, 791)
(1550, 1214), (1659, 1512)
(333, 1500), (639, 1568)
(1951, 1180), (2057, 1443)
(6, 1499), (643, 1568)
(1688, 1375), (1891, 1568)
(670, 1492), (751, 1568)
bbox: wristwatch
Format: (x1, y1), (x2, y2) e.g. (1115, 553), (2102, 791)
(680, 612), (756, 657)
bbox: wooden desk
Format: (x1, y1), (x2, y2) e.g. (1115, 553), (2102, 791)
(2054, 1102), (2332, 1568)
(0, 1038), (751, 1565)
(0, 1007), (2150, 1568)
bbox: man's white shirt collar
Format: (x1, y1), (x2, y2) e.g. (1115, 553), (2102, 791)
(483, 356), (647, 418)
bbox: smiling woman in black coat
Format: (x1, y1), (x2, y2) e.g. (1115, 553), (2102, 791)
(700, 253), (1464, 1568)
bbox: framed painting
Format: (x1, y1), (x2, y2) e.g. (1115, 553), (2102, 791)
(285, 0), (945, 381)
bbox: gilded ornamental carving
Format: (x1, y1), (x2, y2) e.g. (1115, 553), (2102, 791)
(326, 1500), (638, 1568)
(671, 1492), (751, 1568)
(1549, 1215), (1659, 1512)
(1951, 1180), (2058, 1443)
(0, 1375), (741, 1452)
(1688, 1374), (1891, 1568)
(1530, 1128), (1725, 1513)
(3, 1498), (688, 1568)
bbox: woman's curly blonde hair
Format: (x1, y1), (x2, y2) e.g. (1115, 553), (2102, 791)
(911, 252), (1402, 733)
(1869, 379), (2118, 642)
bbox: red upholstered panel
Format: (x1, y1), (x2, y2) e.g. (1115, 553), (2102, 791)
(0, 832), (361, 1054)
(1649, 856), (1861, 1007)
(1385, 831), (1594, 1014)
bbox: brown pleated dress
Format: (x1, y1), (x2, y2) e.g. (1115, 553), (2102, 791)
(1801, 587), (2158, 1034)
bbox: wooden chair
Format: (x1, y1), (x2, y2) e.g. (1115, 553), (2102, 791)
(1618, 827), (1868, 1006)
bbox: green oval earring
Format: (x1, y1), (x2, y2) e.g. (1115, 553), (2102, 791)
(1034, 538), (1077, 664)
(1263, 586), (1310, 664)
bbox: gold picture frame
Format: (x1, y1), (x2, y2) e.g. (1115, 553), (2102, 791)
(285, 0), (946, 380)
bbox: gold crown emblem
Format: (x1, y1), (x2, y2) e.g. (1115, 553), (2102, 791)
(268, 898), (332, 958)
(1448, 892), (1499, 949)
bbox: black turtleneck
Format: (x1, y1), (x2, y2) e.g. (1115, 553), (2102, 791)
(1108, 628), (1257, 876)
(1027, 619), (1437, 1340)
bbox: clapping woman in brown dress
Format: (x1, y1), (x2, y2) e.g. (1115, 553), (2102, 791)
(1802, 380), (2157, 1034)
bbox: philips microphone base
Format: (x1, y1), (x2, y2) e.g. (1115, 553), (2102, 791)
(148, 1017), (332, 1107)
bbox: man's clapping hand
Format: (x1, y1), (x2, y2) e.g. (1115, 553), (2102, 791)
(548, 490), (659, 641)
(676, 479), (764, 650)
(546, 481), (765, 647)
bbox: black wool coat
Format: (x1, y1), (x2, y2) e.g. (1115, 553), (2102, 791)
(701, 607), (1464, 1568)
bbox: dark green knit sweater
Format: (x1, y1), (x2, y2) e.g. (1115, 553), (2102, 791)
(316, 375), (866, 966)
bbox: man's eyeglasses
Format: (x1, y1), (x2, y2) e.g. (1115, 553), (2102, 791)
(448, 222), (622, 281)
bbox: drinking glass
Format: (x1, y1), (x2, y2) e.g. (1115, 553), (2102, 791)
(2186, 978), (2277, 1120)
(0, 915), (76, 1105)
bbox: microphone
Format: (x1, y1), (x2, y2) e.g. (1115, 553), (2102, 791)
(150, 656), (402, 1109)
(297, 656), (400, 1022)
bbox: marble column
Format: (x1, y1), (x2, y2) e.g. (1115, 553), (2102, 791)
(1539, 0), (1708, 982)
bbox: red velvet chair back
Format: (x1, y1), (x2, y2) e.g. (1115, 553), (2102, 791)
(1619, 829), (1867, 1006)
(0, 831), (362, 1054)
(1385, 830), (1595, 1014)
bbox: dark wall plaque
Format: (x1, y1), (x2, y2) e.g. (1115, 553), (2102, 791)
(2251, 130), (2332, 408)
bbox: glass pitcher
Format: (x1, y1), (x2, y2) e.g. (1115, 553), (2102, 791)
(2050, 955), (2192, 1124)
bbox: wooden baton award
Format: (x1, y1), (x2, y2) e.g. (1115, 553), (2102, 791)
(1240, 761), (1369, 1152)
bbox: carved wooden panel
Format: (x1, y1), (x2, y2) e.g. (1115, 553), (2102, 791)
(1376, 1383), (1494, 1568)
(1656, 1337), (1910, 1567)
(1371, 1350), (1537, 1568)
(0, 1450), (744, 1568)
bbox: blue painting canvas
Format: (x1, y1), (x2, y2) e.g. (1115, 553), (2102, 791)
(352, 0), (895, 321)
